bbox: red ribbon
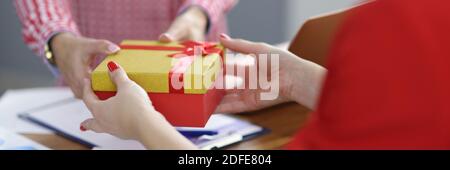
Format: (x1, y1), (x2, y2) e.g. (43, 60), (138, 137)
(120, 41), (222, 57)
(168, 41), (222, 57)
(120, 41), (223, 94)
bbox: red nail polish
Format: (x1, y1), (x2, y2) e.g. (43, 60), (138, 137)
(220, 33), (230, 40)
(107, 61), (119, 72)
(80, 125), (86, 131)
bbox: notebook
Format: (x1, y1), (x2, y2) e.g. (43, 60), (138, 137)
(19, 99), (267, 150)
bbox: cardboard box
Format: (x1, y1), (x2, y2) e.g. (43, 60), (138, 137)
(91, 40), (225, 127)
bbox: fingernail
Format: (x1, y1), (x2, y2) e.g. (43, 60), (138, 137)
(107, 61), (119, 72)
(80, 125), (86, 131)
(108, 44), (121, 53)
(220, 33), (230, 40)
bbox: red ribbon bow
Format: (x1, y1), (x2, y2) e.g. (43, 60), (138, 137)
(167, 41), (223, 93)
(168, 41), (222, 58)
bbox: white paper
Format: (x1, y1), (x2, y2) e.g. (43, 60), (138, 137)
(25, 99), (146, 150)
(0, 127), (49, 150)
(0, 87), (74, 134)
(177, 114), (238, 131)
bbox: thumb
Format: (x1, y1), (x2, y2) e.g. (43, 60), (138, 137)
(107, 61), (131, 91)
(159, 22), (188, 43)
(159, 33), (177, 43)
(89, 39), (121, 55)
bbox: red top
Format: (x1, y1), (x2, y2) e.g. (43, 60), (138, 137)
(288, 0), (450, 149)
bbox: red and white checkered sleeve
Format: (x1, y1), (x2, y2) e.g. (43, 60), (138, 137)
(180, 0), (237, 28)
(13, 0), (80, 58)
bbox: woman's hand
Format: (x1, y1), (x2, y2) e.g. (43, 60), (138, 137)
(216, 34), (327, 113)
(80, 61), (157, 140)
(51, 33), (121, 98)
(159, 6), (208, 42)
(80, 61), (196, 149)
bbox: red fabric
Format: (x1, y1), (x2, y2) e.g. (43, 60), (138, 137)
(288, 0), (450, 149)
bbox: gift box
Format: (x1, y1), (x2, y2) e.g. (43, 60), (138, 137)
(91, 40), (226, 127)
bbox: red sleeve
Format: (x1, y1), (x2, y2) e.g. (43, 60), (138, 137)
(13, 0), (80, 58)
(288, 0), (450, 149)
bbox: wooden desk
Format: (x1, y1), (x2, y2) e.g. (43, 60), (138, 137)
(23, 103), (310, 150)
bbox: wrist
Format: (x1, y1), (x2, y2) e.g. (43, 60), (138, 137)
(132, 106), (197, 149)
(289, 58), (327, 110)
(50, 33), (77, 62)
(50, 33), (76, 50)
(134, 109), (168, 142)
(284, 64), (303, 103)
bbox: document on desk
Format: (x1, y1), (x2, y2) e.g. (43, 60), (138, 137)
(20, 98), (267, 150)
(0, 87), (74, 134)
(178, 115), (267, 150)
(19, 99), (146, 149)
(0, 127), (49, 150)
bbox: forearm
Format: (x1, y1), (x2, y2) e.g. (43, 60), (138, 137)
(289, 57), (327, 110)
(136, 112), (197, 150)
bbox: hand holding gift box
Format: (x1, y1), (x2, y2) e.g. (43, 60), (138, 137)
(91, 40), (226, 127)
